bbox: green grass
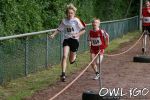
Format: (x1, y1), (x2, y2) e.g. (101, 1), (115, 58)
(105, 31), (140, 53)
(0, 31), (140, 100)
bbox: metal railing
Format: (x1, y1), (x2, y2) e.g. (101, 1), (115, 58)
(0, 16), (139, 84)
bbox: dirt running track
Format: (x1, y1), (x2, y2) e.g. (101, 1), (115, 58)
(25, 37), (150, 100)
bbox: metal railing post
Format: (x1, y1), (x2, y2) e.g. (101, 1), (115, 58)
(0, 67), (3, 84)
(139, 0), (143, 32)
(25, 37), (29, 76)
(45, 33), (49, 68)
(137, 16), (140, 30)
(60, 33), (63, 61)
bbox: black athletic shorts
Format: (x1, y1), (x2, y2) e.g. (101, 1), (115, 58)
(63, 38), (79, 52)
(142, 26), (150, 36)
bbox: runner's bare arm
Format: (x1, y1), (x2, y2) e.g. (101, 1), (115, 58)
(88, 41), (91, 47)
(73, 29), (85, 38)
(104, 33), (109, 47)
(77, 29), (86, 37)
(49, 30), (59, 39)
(105, 37), (109, 47)
(148, 9), (150, 14)
(87, 33), (91, 47)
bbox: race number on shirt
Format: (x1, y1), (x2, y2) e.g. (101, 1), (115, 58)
(64, 25), (75, 38)
(66, 25), (74, 33)
(57, 17), (84, 39)
(143, 17), (150, 23)
(90, 37), (102, 46)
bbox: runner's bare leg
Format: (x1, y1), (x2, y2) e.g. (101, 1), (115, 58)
(91, 53), (98, 73)
(61, 46), (69, 73)
(69, 51), (76, 63)
(96, 54), (103, 65)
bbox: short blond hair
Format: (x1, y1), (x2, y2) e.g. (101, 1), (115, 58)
(66, 3), (77, 14)
(92, 18), (101, 23)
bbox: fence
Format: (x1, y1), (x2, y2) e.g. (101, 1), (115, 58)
(0, 16), (139, 84)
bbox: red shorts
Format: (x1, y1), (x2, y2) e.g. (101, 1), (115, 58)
(90, 48), (104, 55)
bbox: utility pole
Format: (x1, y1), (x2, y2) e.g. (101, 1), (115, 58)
(140, 0), (143, 31)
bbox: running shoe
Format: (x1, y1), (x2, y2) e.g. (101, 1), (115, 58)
(142, 47), (146, 54)
(93, 74), (100, 80)
(60, 75), (66, 82)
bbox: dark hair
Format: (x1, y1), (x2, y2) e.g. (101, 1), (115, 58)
(145, 0), (150, 3)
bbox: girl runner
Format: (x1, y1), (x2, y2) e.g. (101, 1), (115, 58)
(49, 4), (85, 82)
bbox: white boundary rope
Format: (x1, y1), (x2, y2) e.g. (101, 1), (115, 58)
(104, 32), (144, 57)
(49, 50), (100, 100)
(49, 32), (144, 100)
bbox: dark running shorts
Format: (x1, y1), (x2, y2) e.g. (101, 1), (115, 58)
(63, 38), (79, 52)
(143, 26), (150, 36)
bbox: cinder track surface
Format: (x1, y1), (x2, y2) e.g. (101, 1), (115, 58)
(25, 38), (150, 100)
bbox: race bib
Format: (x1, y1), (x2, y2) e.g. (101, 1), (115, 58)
(66, 27), (74, 33)
(143, 17), (150, 23)
(91, 37), (102, 46)
(65, 25), (75, 33)
(64, 25), (75, 38)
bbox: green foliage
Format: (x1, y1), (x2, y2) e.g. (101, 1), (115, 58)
(0, 0), (139, 36)
(94, 0), (140, 21)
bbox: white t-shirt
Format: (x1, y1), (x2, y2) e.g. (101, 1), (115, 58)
(57, 17), (84, 40)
